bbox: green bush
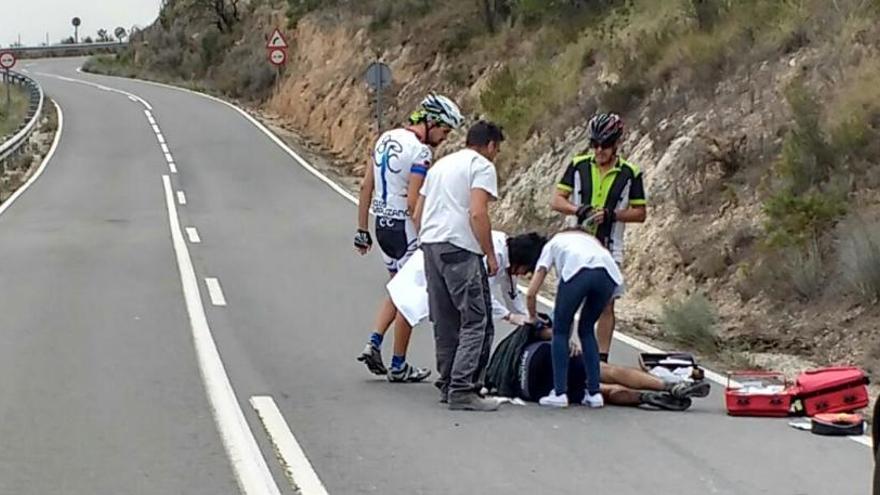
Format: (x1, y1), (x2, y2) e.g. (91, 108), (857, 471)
(837, 217), (880, 303)
(777, 81), (836, 194)
(763, 189), (847, 248)
(662, 294), (719, 354)
(783, 238), (825, 301)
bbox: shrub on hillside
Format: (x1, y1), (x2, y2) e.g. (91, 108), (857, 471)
(661, 294), (719, 353)
(837, 217), (880, 304)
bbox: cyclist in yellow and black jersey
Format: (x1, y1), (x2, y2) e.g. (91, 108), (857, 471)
(550, 113), (647, 363)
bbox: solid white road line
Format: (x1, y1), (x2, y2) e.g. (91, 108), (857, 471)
(0, 101), (64, 217)
(205, 278), (227, 306)
(177, 191), (187, 205)
(168, 162), (178, 174)
(185, 227), (201, 243)
(250, 396), (330, 495)
(161, 176), (281, 495)
(128, 95), (138, 102)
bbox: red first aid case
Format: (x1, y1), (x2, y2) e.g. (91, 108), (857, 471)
(794, 366), (869, 416)
(725, 371), (794, 417)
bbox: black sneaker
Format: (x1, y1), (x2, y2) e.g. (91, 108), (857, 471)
(356, 344), (387, 376)
(670, 380), (711, 399)
(387, 363), (431, 383)
(641, 392), (693, 411)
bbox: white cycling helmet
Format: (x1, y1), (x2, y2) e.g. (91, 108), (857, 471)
(419, 93), (464, 129)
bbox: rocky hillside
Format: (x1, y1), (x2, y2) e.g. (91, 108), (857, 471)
(86, 0), (880, 379)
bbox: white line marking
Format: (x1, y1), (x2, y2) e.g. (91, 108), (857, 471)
(177, 191), (187, 205)
(157, 133), (166, 144)
(91, 68), (878, 452)
(128, 95), (138, 102)
(161, 176), (281, 495)
(161, 143), (169, 154)
(75, 67), (82, 73)
(0, 100), (64, 217)
(96, 85), (111, 91)
(165, 152), (174, 163)
(152, 124), (161, 133)
(205, 278), (227, 306)
(168, 162), (178, 173)
(250, 396), (330, 495)
(185, 227), (201, 243)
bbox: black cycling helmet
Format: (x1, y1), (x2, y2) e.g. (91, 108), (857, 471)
(588, 113), (624, 147)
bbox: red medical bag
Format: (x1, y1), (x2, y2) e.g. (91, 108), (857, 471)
(793, 366), (869, 416)
(725, 371), (794, 417)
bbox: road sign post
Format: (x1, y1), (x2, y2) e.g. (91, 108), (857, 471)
(364, 59), (392, 133)
(266, 28), (289, 96)
(72, 17), (81, 44)
(0, 52), (16, 115)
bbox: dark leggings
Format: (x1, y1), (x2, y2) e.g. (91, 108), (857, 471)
(552, 268), (616, 396)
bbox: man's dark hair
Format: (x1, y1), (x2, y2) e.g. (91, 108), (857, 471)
(507, 232), (547, 272)
(466, 120), (505, 147)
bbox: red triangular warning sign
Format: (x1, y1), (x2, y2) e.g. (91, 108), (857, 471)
(266, 28), (288, 49)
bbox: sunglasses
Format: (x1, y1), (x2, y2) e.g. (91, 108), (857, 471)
(590, 140), (616, 150)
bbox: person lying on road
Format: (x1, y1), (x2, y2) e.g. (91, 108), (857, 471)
(485, 323), (710, 410)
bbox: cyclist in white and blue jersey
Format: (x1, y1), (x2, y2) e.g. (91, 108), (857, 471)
(355, 93), (464, 382)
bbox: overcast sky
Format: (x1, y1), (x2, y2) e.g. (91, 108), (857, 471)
(3, 0), (161, 46)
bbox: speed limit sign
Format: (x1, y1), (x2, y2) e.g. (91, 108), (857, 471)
(0, 52), (16, 70)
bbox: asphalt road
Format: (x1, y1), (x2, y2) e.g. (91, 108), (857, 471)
(5, 56), (873, 494)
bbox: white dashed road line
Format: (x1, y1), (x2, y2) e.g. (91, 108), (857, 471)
(205, 278), (227, 307)
(177, 191), (187, 205)
(185, 227), (201, 244)
(161, 175), (281, 495)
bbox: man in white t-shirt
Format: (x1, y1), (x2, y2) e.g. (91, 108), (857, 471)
(414, 120), (504, 412)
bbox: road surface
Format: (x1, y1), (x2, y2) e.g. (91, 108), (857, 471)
(2, 57), (871, 494)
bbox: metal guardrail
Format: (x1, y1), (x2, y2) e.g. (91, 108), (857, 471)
(11, 41), (128, 58)
(0, 71), (45, 164)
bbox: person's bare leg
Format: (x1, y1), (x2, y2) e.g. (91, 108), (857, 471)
(600, 384), (641, 406)
(356, 272), (399, 375)
(392, 312), (413, 358)
(372, 296), (398, 337)
(600, 362), (666, 391)
(596, 300), (615, 358)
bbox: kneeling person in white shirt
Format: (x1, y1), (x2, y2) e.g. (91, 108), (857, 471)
(386, 232), (547, 383)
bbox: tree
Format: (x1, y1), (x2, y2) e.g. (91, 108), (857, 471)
(82, 36), (94, 44)
(97, 29), (112, 42)
(60, 36), (76, 45)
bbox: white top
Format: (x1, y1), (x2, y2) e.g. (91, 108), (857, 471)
(536, 231), (624, 286)
(419, 148), (498, 254)
(370, 128), (432, 220)
(387, 231), (526, 326)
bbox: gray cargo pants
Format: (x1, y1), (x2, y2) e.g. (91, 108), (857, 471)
(422, 242), (494, 398)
